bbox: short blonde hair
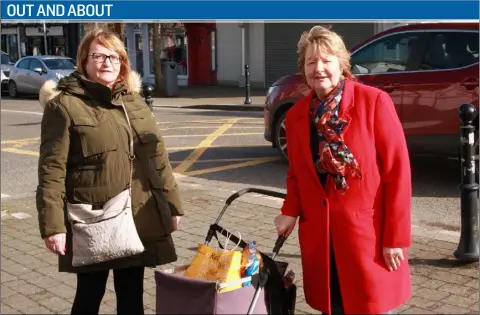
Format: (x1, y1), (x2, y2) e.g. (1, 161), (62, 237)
(297, 25), (355, 80)
(76, 28), (134, 93)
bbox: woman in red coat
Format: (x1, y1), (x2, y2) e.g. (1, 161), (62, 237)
(274, 26), (412, 314)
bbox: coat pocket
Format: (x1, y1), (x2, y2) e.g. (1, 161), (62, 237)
(72, 115), (118, 158)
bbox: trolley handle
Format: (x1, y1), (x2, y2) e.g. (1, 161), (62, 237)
(225, 188), (286, 205)
(273, 234), (287, 256)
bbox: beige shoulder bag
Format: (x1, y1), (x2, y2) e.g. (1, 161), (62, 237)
(66, 102), (145, 267)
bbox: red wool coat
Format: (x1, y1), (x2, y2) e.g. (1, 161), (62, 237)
(281, 79), (412, 314)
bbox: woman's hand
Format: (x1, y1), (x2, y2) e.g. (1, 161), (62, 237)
(383, 247), (404, 271)
(172, 216), (181, 232)
(274, 215), (297, 237)
(44, 233), (66, 255)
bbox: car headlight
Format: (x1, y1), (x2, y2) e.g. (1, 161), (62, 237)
(1, 70), (6, 81)
(55, 73), (64, 81)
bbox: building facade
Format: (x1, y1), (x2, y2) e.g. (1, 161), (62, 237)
(123, 22), (403, 88)
(1, 23), (82, 62)
(216, 22), (407, 89)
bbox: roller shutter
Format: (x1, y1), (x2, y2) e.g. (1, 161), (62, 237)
(264, 23), (375, 86)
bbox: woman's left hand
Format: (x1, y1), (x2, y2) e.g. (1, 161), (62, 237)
(383, 247), (404, 271)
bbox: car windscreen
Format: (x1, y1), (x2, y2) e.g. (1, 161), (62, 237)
(43, 58), (76, 70)
(1, 54), (14, 65)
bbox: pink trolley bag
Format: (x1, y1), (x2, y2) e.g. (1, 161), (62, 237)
(155, 188), (297, 314)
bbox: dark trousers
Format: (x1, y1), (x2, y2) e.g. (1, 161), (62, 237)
(327, 239), (395, 315)
(71, 266), (145, 315)
(329, 237), (345, 315)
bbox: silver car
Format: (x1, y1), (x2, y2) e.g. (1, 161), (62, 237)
(8, 55), (76, 98)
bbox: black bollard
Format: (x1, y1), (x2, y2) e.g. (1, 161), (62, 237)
(142, 83), (154, 111)
(454, 103), (479, 262)
(244, 64), (252, 105)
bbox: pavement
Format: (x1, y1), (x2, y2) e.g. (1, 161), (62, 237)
(1, 173), (479, 315)
(149, 85), (266, 111)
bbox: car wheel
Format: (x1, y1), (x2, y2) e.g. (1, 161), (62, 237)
(8, 81), (18, 98)
(274, 112), (288, 162)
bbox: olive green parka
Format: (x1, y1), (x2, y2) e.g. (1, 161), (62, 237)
(37, 71), (183, 273)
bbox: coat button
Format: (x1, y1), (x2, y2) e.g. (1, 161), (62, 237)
(323, 200), (328, 207)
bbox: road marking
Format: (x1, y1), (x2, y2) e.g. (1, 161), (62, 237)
(162, 132), (263, 138)
(183, 156), (281, 176)
(167, 144), (271, 150)
(170, 156), (279, 164)
(1, 109), (43, 116)
(0, 143), (272, 157)
(1, 193), (10, 198)
(1, 147), (39, 156)
(1, 137), (40, 145)
(159, 118), (239, 125)
(159, 118), (263, 125)
(159, 126), (263, 131)
(174, 118), (238, 174)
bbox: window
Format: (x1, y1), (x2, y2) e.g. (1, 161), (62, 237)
(148, 24), (188, 76)
(29, 59), (45, 71)
(421, 31), (479, 70)
(1, 53), (15, 65)
(1, 35), (19, 62)
(351, 32), (422, 74)
(135, 33), (144, 77)
(17, 59), (30, 69)
(43, 58), (76, 70)
(28, 37), (44, 56)
(52, 37), (66, 56)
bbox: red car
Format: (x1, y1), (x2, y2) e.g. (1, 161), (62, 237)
(264, 22), (479, 172)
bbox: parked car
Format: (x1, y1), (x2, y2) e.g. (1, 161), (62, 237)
(8, 55), (76, 98)
(1, 51), (15, 92)
(264, 22), (479, 173)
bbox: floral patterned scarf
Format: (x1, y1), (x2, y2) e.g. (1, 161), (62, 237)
(310, 79), (362, 193)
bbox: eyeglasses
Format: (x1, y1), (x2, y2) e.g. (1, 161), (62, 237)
(88, 53), (123, 64)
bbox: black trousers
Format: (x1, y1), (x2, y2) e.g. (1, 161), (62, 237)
(329, 237), (345, 315)
(71, 266), (145, 315)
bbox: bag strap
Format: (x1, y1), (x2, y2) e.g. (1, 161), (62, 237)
(120, 100), (135, 188)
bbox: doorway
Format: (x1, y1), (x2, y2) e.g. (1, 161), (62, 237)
(185, 23), (217, 85)
(134, 33), (144, 77)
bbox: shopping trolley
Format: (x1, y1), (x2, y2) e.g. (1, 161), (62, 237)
(154, 188), (297, 314)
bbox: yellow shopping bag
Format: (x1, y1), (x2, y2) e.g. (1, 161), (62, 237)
(184, 239), (243, 293)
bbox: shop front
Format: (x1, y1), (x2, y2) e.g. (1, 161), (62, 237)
(1, 23), (81, 61)
(125, 22), (217, 87)
(25, 25), (68, 56)
(1, 25), (21, 62)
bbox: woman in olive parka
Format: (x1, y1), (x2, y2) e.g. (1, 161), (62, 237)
(37, 28), (183, 315)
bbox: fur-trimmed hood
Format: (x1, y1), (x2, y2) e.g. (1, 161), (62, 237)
(39, 70), (143, 109)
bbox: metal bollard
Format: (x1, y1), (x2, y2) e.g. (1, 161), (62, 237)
(244, 64), (252, 105)
(142, 83), (154, 111)
(454, 103), (479, 262)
